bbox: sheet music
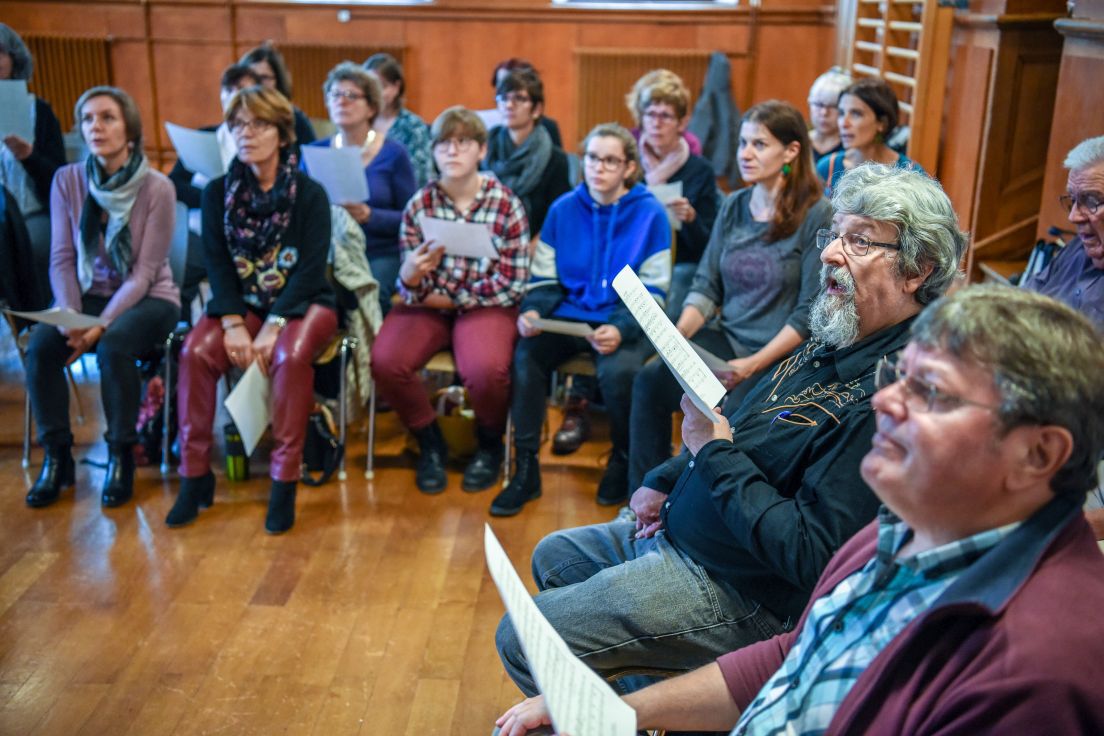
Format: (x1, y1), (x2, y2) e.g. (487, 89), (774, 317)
(612, 266), (725, 423)
(474, 108), (504, 131)
(164, 123), (227, 180)
(4, 307), (105, 330)
(484, 525), (637, 736)
(301, 145), (369, 204)
(0, 80), (34, 142)
(420, 216), (498, 260)
(529, 317), (595, 338)
(223, 362), (271, 456)
(647, 181), (683, 232)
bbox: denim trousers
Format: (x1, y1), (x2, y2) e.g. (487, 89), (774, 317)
(495, 518), (788, 698)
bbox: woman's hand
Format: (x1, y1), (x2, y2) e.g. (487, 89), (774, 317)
(252, 322), (281, 376)
(668, 196), (696, 224)
(399, 240), (446, 287)
(517, 309), (542, 338)
(64, 325), (105, 365)
(342, 202), (371, 224)
(496, 695), (553, 736)
(2, 135), (33, 161)
(587, 324), (622, 355)
(223, 323), (254, 371)
(718, 356), (760, 391)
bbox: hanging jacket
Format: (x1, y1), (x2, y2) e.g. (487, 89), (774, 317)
(688, 52), (741, 188)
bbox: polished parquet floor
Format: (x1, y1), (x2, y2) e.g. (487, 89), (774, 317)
(0, 326), (620, 735)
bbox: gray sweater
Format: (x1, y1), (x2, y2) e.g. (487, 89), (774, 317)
(684, 188), (830, 353)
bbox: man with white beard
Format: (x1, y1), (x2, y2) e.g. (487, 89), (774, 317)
(495, 164), (969, 704)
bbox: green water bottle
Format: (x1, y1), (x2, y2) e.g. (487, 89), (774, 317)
(224, 421), (250, 482)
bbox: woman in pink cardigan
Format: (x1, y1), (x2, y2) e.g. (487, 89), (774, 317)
(24, 86), (179, 510)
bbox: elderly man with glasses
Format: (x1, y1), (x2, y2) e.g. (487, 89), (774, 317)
(494, 164), (969, 704)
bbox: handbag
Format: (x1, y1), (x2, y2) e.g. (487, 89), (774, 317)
(434, 385), (477, 458)
(301, 402), (343, 486)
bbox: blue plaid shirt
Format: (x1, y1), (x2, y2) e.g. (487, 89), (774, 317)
(730, 507), (1021, 736)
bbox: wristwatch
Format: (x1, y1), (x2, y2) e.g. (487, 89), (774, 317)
(265, 314), (288, 330)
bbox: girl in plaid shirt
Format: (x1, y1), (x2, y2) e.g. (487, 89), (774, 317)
(372, 106), (530, 495)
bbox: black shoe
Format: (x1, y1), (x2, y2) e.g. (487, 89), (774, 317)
(165, 471), (216, 528)
(412, 421), (448, 494)
(463, 427), (504, 492)
(265, 480), (297, 534)
(552, 397), (590, 456)
(490, 451), (541, 516)
(101, 444), (136, 508)
(596, 450), (629, 506)
(26, 445), (75, 508)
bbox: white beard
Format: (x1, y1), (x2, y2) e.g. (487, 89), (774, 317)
(809, 266), (861, 348)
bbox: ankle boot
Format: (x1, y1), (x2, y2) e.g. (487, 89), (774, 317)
(165, 471), (216, 528)
(462, 426), (505, 492)
(596, 449), (629, 506)
(26, 445), (75, 508)
(411, 421), (448, 494)
(489, 450), (541, 516)
(265, 480), (297, 535)
(552, 396), (591, 456)
(101, 444), (136, 507)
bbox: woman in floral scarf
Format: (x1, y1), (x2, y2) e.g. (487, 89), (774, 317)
(168, 86), (336, 534)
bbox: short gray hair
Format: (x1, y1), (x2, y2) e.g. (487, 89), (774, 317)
(809, 66), (852, 103)
(832, 164), (967, 305)
(0, 23), (33, 81)
(911, 285), (1104, 499)
(1064, 135), (1104, 171)
(323, 61), (383, 123)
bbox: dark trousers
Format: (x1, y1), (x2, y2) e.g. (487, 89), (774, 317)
(26, 294), (178, 448)
(511, 330), (653, 456)
(177, 304), (338, 482)
(180, 230), (206, 323)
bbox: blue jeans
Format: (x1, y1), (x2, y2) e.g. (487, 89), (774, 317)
(665, 262), (698, 321)
(495, 519), (788, 697)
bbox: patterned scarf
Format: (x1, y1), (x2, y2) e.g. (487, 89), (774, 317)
(223, 149), (299, 310)
(78, 148), (149, 291)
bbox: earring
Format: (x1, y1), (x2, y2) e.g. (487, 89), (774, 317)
(782, 163), (792, 177)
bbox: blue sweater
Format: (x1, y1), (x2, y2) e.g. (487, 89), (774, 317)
(524, 182), (671, 342)
(305, 137), (417, 258)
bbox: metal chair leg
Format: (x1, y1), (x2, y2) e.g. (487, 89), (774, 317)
(161, 332), (174, 476)
(337, 335), (351, 481)
(22, 391), (31, 468)
(503, 413), (513, 486)
(365, 376), (376, 480)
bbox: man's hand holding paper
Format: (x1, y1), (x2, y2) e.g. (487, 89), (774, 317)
(680, 394), (732, 456)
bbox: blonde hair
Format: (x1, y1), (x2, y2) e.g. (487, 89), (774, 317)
(430, 106), (488, 146)
(625, 69), (691, 125)
(583, 122), (642, 187)
(224, 86), (296, 147)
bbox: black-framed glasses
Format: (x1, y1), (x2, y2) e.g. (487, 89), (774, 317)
(874, 353), (1002, 414)
(1059, 192), (1102, 216)
(433, 137), (477, 153)
(583, 152), (627, 171)
(228, 118), (275, 136)
(327, 89), (367, 102)
(495, 93), (532, 107)
(816, 229), (901, 257)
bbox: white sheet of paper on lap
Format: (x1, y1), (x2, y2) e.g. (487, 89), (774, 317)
(223, 362), (271, 456)
(648, 181), (683, 232)
(474, 108), (504, 131)
(691, 342), (733, 373)
(0, 80), (34, 143)
(165, 122), (227, 181)
(612, 265), (725, 423)
(420, 216), (499, 260)
(484, 524), (637, 736)
(300, 145), (369, 204)
(530, 317), (595, 338)
(4, 307), (105, 330)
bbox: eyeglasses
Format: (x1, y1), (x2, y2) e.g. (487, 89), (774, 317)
(816, 229), (901, 257)
(327, 89), (367, 102)
(433, 137), (477, 153)
(228, 118), (275, 136)
(875, 353), (1001, 414)
(1059, 192), (1102, 216)
(807, 100), (837, 111)
(583, 153), (627, 171)
(253, 73), (276, 84)
(643, 110), (678, 124)
(495, 93), (532, 107)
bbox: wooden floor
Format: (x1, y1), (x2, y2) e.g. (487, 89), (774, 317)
(0, 325), (620, 735)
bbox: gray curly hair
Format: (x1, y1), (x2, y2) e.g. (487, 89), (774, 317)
(0, 24), (33, 81)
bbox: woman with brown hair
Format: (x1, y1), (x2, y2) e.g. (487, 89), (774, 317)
(239, 43), (317, 148)
(629, 100), (831, 494)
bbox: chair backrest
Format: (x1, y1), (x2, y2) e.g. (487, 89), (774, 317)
(169, 201), (189, 289)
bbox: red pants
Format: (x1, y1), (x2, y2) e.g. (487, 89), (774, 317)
(371, 304), (518, 433)
(178, 305), (338, 481)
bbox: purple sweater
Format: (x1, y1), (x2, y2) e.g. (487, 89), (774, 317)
(49, 163), (180, 325)
(719, 496), (1104, 734)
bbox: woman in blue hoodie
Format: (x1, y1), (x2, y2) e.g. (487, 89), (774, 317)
(490, 123), (672, 517)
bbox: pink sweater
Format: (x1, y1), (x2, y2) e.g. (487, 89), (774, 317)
(49, 163), (180, 326)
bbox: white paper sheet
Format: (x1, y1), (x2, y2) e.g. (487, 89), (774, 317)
(529, 317), (595, 338)
(690, 342), (733, 373)
(300, 145), (369, 204)
(648, 181), (684, 232)
(4, 307), (105, 330)
(420, 216), (498, 260)
(484, 524), (637, 736)
(165, 122), (227, 181)
(474, 108), (504, 131)
(223, 362), (271, 456)
(0, 80), (34, 142)
(612, 266), (726, 423)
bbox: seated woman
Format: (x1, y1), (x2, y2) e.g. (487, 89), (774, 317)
(239, 43), (316, 148)
(491, 58), (563, 148)
(167, 87), (337, 534)
(0, 23), (66, 307)
(307, 62), (417, 315)
(371, 107), (530, 495)
(364, 53), (434, 188)
(629, 100), (831, 491)
(484, 68), (570, 237)
(806, 66), (851, 162)
(816, 77), (920, 195)
(493, 123), (672, 517)
(25, 86), (179, 509)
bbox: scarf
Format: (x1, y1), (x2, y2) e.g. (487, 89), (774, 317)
(223, 149), (299, 311)
(640, 136), (689, 186)
(78, 148), (149, 292)
(486, 123), (553, 208)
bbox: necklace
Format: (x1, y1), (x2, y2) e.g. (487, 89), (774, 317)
(335, 128), (377, 155)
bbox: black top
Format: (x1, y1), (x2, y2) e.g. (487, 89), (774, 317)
(539, 116), (562, 149)
(667, 154), (720, 266)
(648, 317), (914, 623)
(20, 97), (66, 210)
(293, 107), (316, 147)
(201, 170), (334, 319)
(169, 123), (219, 210)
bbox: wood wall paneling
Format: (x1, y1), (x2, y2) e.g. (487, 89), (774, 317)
(751, 23), (835, 112)
(153, 42), (236, 131)
(150, 5), (235, 42)
(938, 43), (993, 237)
